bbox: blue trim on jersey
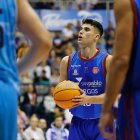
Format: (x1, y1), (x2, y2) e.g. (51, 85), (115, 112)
(68, 50), (107, 119)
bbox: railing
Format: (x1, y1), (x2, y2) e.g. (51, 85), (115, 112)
(20, 83), (57, 95)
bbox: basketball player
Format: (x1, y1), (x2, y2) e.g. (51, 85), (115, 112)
(99, 0), (140, 140)
(0, 1), (52, 140)
(59, 19), (112, 140)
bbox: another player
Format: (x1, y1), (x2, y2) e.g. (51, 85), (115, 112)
(99, 0), (140, 140)
(59, 18), (112, 140)
(0, 1), (52, 140)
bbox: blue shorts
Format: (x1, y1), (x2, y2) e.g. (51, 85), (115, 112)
(0, 81), (18, 140)
(117, 88), (140, 140)
(68, 116), (111, 140)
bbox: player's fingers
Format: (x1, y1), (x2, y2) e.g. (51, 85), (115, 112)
(79, 89), (85, 94)
(100, 127), (114, 139)
(72, 98), (83, 102)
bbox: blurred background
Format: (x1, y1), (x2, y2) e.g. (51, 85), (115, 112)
(17, 0), (115, 140)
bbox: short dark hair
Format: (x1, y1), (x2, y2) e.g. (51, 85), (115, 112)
(82, 18), (104, 37)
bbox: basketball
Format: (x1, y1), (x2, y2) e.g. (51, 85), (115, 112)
(53, 81), (81, 109)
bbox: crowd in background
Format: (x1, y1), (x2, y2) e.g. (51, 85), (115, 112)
(16, 1), (115, 139)
(28, 0), (113, 10)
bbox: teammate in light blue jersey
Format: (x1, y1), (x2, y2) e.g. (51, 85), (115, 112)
(59, 19), (112, 140)
(99, 0), (140, 140)
(0, 1), (52, 140)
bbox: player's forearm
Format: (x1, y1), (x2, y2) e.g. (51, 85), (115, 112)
(88, 93), (105, 104)
(18, 42), (51, 75)
(102, 57), (129, 113)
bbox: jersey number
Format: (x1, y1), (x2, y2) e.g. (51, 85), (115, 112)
(0, 9), (4, 48)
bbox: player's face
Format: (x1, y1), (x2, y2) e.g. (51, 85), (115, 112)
(78, 24), (99, 46)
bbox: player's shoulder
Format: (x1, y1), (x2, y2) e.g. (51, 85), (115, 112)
(106, 54), (112, 62)
(61, 56), (69, 64)
(106, 54), (112, 71)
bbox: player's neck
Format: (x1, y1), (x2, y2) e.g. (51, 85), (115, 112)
(80, 45), (97, 59)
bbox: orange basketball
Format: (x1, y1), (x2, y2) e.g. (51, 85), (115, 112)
(53, 81), (81, 109)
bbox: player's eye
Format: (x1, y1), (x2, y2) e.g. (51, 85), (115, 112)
(84, 27), (90, 32)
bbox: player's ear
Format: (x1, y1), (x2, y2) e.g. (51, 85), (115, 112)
(95, 34), (100, 41)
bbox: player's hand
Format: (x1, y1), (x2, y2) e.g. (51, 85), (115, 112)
(99, 112), (115, 140)
(72, 89), (90, 105)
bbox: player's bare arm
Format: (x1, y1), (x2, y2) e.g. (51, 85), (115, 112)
(99, 0), (134, 138)
(17, 0), (52, 75)
(59, 56), (69, 82)
(73, 55), (112, 105)
(102, 0), (134, 114)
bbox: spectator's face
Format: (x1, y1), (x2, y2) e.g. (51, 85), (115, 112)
(28, 84), (34, 92)
(30, 117), (38, 129)
(54, 117), (63, 128)
(56, 57), (61, 64)
(39, 119), (47, 129)
(78, 24), (100, 47)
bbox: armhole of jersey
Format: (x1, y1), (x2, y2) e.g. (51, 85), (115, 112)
(131, 0), (138, 38)
(103, 54), (108, 77)
(67, 55), (72, 79)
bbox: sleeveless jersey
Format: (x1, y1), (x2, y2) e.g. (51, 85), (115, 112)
(0, 1), (19, 91)
(123, 0), (140, 91)
(68, 49), (108, 119)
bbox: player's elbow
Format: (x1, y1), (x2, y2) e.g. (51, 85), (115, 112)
(37, 33), (52, 51)
(112, 55), (130, 70)
(42, 33), (52, 49)
(42, 38), (52, 51)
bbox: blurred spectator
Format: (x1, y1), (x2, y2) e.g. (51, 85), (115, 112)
(74, 20), (81, 38)
(48, 49), (56, 67)
(54, 106), (64, 118)
(34, 61), (51, 80)
(17, 42), (29, 62)
(20, 73), (33, 84)
(44, 86), (56, 113)
(50, 69), (59, 84)
(33, 71), (40, 84)
(104, 21), (115, 54)
(17, 122), (25, 140)
(46, 115), (69, 140)
(34, 63), (43, 78)
(23, 115), (45, 140)
(20, 84), (37, 117)
(34, 0), (55, 9)
(39, 70), (50, 84)
(65, 43), (75, 56)
(51, 57), (62, 72)
(62, 23), (74, 40)
(76, 0), (84, 10)
(64, 110), (73, 129)
(53, 32), (66, 57)
(43, 61), (51, 79)
(44, 86), (56, 126)
(18, 107), (29, 129)
(38, 119), (48, 140)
